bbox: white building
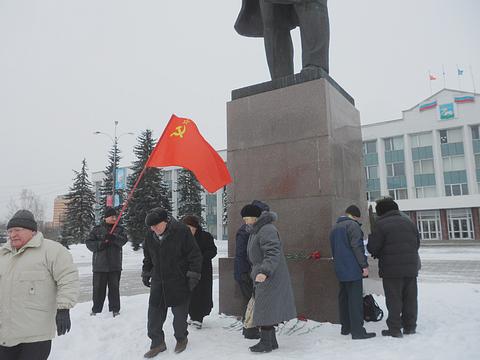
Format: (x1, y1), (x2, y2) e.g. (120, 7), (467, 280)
(92, 150), (227, 240)
(362, 88), (480, 241)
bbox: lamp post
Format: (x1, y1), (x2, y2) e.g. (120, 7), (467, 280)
(94, 121), (134, 207)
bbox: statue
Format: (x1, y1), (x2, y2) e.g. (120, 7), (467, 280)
(235, 0), (329, 80)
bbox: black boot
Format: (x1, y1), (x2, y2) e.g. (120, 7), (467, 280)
(243, 327), (261, 339)
(249, 328), (273, 353)
(271, 329), (278, 350)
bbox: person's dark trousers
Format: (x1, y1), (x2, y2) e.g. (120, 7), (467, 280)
(92, 271), (121, 313)
(0, 340), (52, 360)
(338, 280), (364, 336)
(382, 277), (418, 332)
(148, 299), (190, 347)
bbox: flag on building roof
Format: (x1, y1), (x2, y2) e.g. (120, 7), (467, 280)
(145, 114), (232, 193)
(454, 96), (474, 104)
(429, 74), (437, 81)
(419, 100), (438, 111)
(457, 68), (464, 76)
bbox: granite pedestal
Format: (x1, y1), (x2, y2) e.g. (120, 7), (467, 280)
(219, 71), (366, 323)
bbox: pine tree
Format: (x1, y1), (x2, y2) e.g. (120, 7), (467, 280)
(124, 130), (172, 250)
(177, 169), (204, 224)
(99, 144), (123, 215)
(61, 159), (96, 246)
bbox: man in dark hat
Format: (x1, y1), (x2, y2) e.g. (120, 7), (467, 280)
(0, 210), (79, 360)
(234, 0), (329, 79)
(329, 205), (376, 340)
(142, 208), (202, 357)
(85, 207), (128, 317)
(367, 198), (420, 338)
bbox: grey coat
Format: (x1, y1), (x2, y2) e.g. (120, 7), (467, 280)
(247, 211), (296, 326)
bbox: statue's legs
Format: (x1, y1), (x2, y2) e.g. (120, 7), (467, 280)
(294, 0), (329, 73)
(259, 1), (294, 79)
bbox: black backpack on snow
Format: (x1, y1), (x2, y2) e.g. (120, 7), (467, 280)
(363, 294), (384, 322)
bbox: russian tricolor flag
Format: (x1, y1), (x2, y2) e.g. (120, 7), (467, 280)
(419, 100), (437, 111)
(454, 96), (475, 104)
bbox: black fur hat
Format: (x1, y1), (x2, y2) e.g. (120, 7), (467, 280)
(104, 207), (117, 218)
(240, 204), (262, 218)
(375, 198), (399, 217)
(145, 208), (168, 226)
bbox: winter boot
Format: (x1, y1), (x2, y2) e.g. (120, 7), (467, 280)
(381, 329), (403, 338)
(143, 342), (167, 358)
(271, 329), (279, 350)
(403, 327), (416, 335)
(243, 327), (261, 339)
(352, 331), (376, 340)
(249, 328), (273, 353)
(192, 320), (202, 329)
(113, 311), (120, 318)
(174, 337), (188, 353)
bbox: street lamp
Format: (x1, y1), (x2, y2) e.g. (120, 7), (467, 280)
(94, 121), (134, 206)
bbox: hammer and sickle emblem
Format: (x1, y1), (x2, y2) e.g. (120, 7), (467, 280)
(170, 125), (186, 138)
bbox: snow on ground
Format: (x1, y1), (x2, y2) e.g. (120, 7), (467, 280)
(49, 242), (480, 360)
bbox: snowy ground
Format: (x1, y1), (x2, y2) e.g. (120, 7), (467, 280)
(49, 242), (480, 360)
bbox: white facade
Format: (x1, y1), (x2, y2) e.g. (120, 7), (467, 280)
(362, 89), (480, 241)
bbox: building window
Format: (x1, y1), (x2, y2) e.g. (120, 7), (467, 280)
(386, 162), (405, 177)
(416, 186), (437, 198)
(417, 210), (441, 240)
(365, 165), (378, 179)
(363, 140), (377, 154)
(445, 184), (468, 196)
(411, 132), (433, 147)
(442, 155), (466, 171)
(439, 128), (463, 144)
(366, 191), (381, 202)
(384, 136), (404, 151)
(447, 208), (474, 239)
(389, 188), (407, 200)
(413, 159), (434, 174)
(472, 125), (480, 140)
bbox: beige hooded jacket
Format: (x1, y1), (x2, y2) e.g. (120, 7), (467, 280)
(0, 232), (79, 346)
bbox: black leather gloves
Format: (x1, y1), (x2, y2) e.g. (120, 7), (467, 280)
(56, 309), (71, 336)
(142, 275), (151, 287)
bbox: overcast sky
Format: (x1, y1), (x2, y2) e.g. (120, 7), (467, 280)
(1, 0), (479, 222)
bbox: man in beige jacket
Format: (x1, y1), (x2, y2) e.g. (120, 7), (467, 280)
(0, 210), (79, 360)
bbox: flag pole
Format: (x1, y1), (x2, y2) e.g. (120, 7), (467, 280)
(428, 70), (433, 94)
(470, 64), (477, 94)
(442, 64), (447, 89)
(457, 64), (462, 90)
(110, 167), (147, 234)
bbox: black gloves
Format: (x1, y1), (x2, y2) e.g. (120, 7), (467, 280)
(188, 277), (199, 291)
(142, 275), (151, 287)
(56, 309), (71, 336)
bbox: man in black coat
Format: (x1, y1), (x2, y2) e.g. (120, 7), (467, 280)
(142, 208), (202, 358)
(86, 207), (128, 317)
(367, 198), (420, 338)
(235, 0), (329, 79)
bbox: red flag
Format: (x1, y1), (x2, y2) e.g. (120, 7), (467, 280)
(146, 114), (232, 193)
(429, 74), (437, 80)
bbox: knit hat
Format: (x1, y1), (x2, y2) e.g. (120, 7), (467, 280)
(375, 198), (399, 217)
(7, 210), (38, 231)
(181, 215), (201, 229)
(240, 204), (262, 218)
(345, 205), (361, 218)
(145, 208), (169, 226)
(104, 207), (117, 218)
(251, 200), (270, 212)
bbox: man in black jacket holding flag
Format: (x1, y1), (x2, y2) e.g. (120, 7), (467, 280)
(142, 208), (202, 358)
(86, 207), (128, 317)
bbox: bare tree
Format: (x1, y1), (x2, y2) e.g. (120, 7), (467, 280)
(6, 189), (45, 222)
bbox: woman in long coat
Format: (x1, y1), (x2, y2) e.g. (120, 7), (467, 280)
(242, 204), (297, 353)
(181, 215), (217, 329)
